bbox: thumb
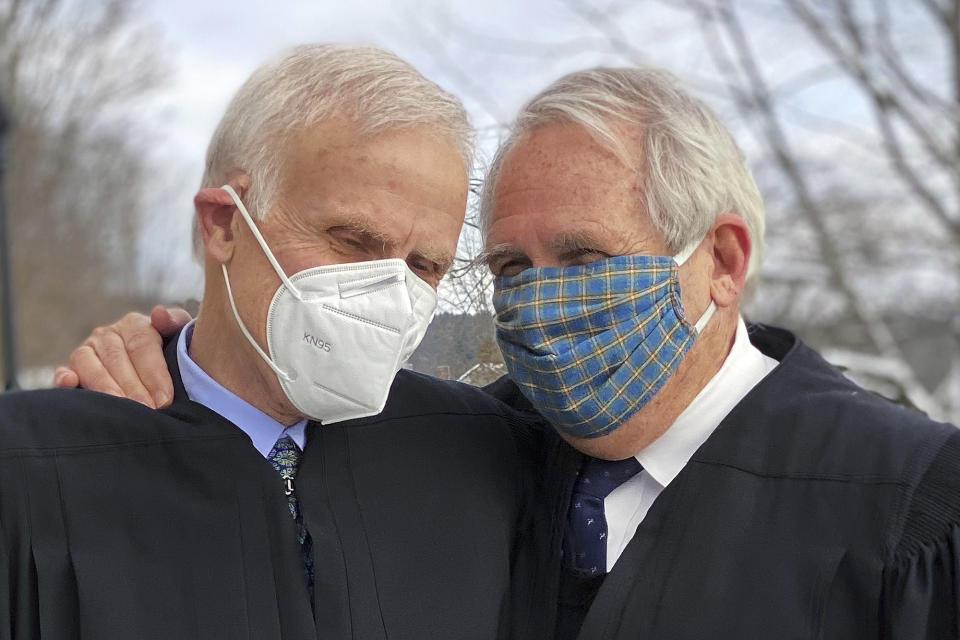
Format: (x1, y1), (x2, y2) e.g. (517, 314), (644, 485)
(150, 305), (193, 338)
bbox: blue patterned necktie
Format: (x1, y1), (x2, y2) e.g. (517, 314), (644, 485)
(565, 456), (644, 575)
(267, 434), (314, 595)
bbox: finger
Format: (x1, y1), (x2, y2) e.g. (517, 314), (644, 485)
(117, 313), (174, 408)
(68, 345), (125, 399)
(52, 366), (79, 388)
(86, 328), (157, 408)
(150, 305), (192, 338)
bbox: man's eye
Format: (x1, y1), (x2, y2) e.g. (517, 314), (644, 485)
(494, 260), (529, 278)
(340, 235), (365, 249)
(409, 258), (441, 279)
(566, 249), (610, 266)
(408, 260), (443, 287)
(328, 227), (368, 250)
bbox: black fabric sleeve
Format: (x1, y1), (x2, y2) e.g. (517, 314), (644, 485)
(0, 510), (8, 640)
(501, 408), (546, 640)
(881, 430), (960, 639)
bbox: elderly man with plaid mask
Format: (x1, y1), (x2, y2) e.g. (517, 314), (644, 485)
(57, 65), (960, 640)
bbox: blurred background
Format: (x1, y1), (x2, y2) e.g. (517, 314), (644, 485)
(0, 0), (957, 423)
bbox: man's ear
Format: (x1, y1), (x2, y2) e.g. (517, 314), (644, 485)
(194, 176), (251, 264)
(708, 212), (751, 308)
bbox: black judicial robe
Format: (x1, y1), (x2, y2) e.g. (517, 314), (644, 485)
(488, 324), (960, 640)
(0, 338), (541, 639)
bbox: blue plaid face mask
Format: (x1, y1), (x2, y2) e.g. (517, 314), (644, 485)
(492, 243), (715, 439)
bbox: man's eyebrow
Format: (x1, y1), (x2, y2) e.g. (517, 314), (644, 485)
(550, 231), (602, 253)
(475, 234), (606, 268)
(333, 217), (392, 248)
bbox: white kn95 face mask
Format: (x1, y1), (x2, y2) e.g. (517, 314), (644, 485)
(219, 185), (438, 424)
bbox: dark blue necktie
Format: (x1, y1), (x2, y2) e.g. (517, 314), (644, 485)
(565, 456), (643, 575)
(267, 435), (314, 595)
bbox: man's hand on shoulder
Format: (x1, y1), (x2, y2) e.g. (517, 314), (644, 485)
(53, 305), (192, 409)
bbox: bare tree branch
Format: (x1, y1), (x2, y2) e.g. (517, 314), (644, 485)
(688, 0), (944, 411)
(783, 0), (960, 242)
(872, 0), (959, 118)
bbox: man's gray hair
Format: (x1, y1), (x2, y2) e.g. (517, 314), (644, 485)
(194, 43), (473, 256)
(480, 67), (765, 278)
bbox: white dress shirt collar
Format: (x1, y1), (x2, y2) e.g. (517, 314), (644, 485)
(176, 321), (307, 456)
(635, 317), (779, 488)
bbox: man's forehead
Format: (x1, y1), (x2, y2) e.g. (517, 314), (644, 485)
(494, 123), (642, 194)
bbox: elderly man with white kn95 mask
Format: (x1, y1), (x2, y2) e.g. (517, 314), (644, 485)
(60, 67), (960, 639)
(0, 44), (541, 639)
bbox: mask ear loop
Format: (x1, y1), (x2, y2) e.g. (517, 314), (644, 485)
(693, 300), (716, 333)
(673, 238), (717, 334)
(221, 184), (304, 302)
(218, 184), (298, 382)
(672, 239), (701, 267)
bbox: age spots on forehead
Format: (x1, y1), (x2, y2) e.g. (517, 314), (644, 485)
(488, 122), (670, 262)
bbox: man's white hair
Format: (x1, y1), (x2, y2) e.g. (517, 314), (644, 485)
(480, 67), (765, 279)
(194, 43), (473, 256)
